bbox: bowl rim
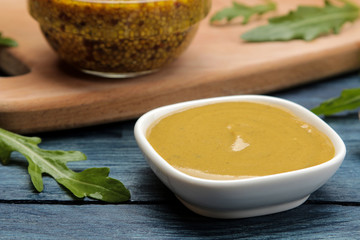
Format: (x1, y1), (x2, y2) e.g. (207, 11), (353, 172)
(134, 94), (346, 187)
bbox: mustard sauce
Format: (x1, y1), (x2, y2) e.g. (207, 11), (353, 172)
(147, 102), (335, 180)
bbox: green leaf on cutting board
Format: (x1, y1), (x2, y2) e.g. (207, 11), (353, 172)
(210, 0), (277, 24)
(0, 32), (18, 47)
(0, 128), (130, 203)
(241, 0), (360, 42)
(311, 88), (360, 115)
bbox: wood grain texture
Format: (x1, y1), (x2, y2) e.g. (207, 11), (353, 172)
(1, 0), (360, 133)
(0, 73), (359, 203)
(0, 73), (359, 239)
(1, 204), (360, 239)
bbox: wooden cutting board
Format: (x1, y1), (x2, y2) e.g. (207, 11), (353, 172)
(1, 0), (360, 134)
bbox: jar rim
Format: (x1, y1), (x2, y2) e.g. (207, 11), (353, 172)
(70, 0), (177, 3)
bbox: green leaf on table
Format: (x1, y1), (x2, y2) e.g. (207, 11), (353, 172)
(0, 128), (130, 203)
(210, 1), (276, 24)
(311, 88), (360, 115)
(0, 32), (18, 47)
(241, 0), (360, 42)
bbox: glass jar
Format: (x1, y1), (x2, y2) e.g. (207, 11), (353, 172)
(28, 0), (211, 78)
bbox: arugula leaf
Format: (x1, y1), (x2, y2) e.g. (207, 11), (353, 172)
(311, 88), (360, 115)
(210, 1), (276, 24)
(241, 0), (360, 42)
(0, 32), (18, 47)
(0, 128), (130, 203)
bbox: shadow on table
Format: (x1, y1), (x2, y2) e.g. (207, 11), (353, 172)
(153, 201), (348, 239)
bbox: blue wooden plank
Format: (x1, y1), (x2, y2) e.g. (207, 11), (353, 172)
(0, 203), (360, 239)
(272, 71), (360, 109)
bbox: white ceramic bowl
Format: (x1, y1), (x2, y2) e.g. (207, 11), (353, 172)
(134, 95), (346, 219)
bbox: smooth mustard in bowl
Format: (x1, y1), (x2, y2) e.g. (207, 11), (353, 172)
(134, 95), (346, 218)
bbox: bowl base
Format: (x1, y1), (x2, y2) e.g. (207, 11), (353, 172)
(177, 195), (310, 219)
(81, 68), (158, 78)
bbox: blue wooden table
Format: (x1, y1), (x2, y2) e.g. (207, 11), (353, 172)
(0, 72), (359, 239)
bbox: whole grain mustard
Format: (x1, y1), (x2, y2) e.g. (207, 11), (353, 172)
(29, 0), (211, 76)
